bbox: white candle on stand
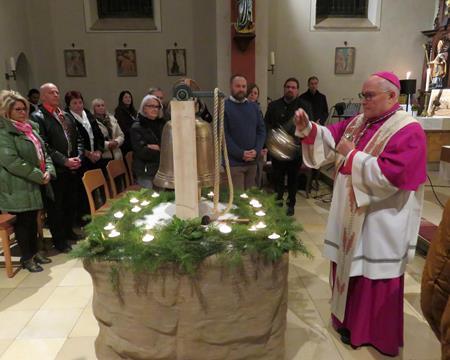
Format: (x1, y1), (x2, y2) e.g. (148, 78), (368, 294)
(425, 68), (431, 92)
(9, 57), (15, 71)
(270, 51), (275, 66)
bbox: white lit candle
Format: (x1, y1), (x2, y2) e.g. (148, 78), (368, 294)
(249, 199), (262, 208)
(406, 71), (411, 80)
(151, 192), (160, 198)
(255, 221), (267, 229)
(142, 234), (154, 242)
(249, 225), (257, 232)
(9, 57), (15, 71)
(255, 210), (266, 217)
(140, 200), (150, 206)
(131, 206), (141, 213)
(130, 197), (139, 204)
(268, 232), (280, 240)
(114, 211), (124, 219)
(104, 223), (115, 231)
(218, 223), (232, 234)
(108, 229), (120, 238)
(425, 67), (431, 92)
(207, 191), (214, 198)
(270, 51), (275, 66)
(240, 193), (249, 199)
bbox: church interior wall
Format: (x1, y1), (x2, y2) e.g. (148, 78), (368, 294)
(267, 0), (436, 109)
(1, 0), (217, 110)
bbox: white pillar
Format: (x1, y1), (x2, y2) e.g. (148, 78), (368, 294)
(171, 100), (199, 219)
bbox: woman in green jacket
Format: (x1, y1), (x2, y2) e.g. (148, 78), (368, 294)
(0, 91), (55, 272)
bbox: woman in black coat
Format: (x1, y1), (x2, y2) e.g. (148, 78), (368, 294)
(65, 90), (105, 226)
(130, 95), (166, 189)
(114, 90), (137, 156)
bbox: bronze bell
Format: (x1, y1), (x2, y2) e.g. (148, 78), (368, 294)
(153, 116), (215, 189)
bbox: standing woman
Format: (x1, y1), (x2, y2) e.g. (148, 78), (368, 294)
(65, 90), (104, 225)
(0, 91), (55, 272)
(130, 95), (166, 189)
(247, 83), (267, 188)
(114, 90), (137, 156)
(92, 98), (124, 162)
(65, 91), (104, 170)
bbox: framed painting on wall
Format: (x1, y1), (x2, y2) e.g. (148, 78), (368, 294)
(166, 49), (186, 76)
(64, 49), (86, 77)
(335, 47), (356, 74)
(116, 49), (137, 77)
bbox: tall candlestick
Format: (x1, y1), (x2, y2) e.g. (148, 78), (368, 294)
(425, 67), (431, 92)
(9, 57), (15, 71)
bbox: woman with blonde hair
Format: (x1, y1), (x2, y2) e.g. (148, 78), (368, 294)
(91, 98), (124, 161)
(0, 91), (55, 272)
(130, 95), (166, 188)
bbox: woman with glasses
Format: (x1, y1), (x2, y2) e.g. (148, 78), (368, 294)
(293, 71), (427, 356)
(0, 91), (55, 272)
(130, 95), (166, 188)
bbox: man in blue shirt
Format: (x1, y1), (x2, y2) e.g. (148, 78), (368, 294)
(224, 75), (266, 190)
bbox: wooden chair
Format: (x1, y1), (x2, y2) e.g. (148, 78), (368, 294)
(0, 213), (18, 278)
(124, 151), (135, 185)
(106, 159), (141, 198)
(82, 169), (111, 216)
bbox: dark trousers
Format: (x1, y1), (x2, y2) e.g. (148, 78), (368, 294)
(45, 171), (77, 250)
(10, 210), (38, 262)
(272, 158), (301, 207)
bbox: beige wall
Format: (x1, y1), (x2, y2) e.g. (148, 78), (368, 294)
(1, 0), (217, 111)
(267, 0), (436, 109)
(0, 1), (34, 93)
(0, 0), (438, 114)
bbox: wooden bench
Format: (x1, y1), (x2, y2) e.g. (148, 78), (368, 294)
(82, 169), (112, 216)
(0, 214), (18, 278)
(106, 159), (141, 198)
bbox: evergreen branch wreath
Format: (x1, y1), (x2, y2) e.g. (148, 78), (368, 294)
(71, 188), (311, 275)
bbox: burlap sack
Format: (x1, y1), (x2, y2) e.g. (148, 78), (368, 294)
(84, 253), (288, 360)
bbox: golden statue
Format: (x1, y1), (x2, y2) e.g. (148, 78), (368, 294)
(430, 40), (447, 89)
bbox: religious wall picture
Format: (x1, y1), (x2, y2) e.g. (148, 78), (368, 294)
(335, 47), (356, 74)
(427, 89), (450, 116)
(116, 49), (137, 77)
(166, 49), (186, 76)
(64, 49), (86, 77)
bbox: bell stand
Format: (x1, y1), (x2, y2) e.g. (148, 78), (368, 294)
(171, 84), (226, 220)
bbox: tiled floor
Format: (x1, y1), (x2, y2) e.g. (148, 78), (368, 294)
(0, 172), (446, 360)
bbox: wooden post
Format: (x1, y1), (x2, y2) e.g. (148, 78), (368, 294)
(171, 100), (199, 219)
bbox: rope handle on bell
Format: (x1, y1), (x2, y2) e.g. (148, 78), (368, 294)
(212, 88), (234, 218)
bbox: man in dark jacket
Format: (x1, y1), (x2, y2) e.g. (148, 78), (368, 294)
(265, 77), (312, 216)
(31, 83), (84, 252)
(299, 76), (329, 125)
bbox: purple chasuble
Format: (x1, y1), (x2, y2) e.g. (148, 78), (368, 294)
(326, 105), (426, 356)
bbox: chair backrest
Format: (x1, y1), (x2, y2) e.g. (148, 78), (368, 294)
(107, 159), (131, 198)
(124, 151), (134, 184)
(82, 169), (111, 215)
